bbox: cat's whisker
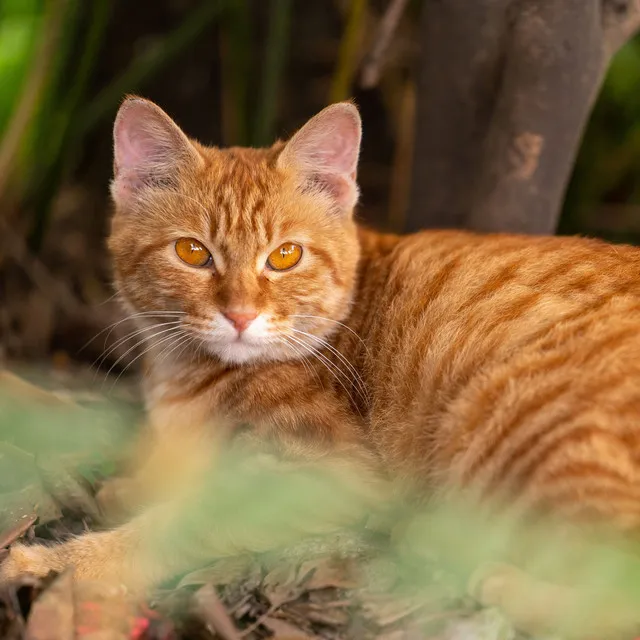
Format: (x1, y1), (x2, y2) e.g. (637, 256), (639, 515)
(285, 333), (363, 416)
(278, 336), (324, 389)
(92, 323), (164, 377)
(104, 325), (185, 382)
(156, 332), (195, 368)
(92, 320), (184, 373)
(194, 335), (207, 362)
(110, 329), (189, 389)
(279, 336), (315, 379)
(290, 314), (371, 356)
(289, 330), (368, 401)
(289, 328), (369, 404)
(81, 310), (186, 353)
(174, 335), (197, 363)
(97, 291), (120, 306)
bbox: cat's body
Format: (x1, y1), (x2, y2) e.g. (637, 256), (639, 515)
(355, 228), (640, 523)
(141, 225), (640, 527)
(3, 98), (640, 635)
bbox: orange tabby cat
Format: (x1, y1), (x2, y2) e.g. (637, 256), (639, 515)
(3, 97), (640, 635)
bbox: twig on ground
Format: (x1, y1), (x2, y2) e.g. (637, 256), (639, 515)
(194, 584), (242, 640)
(239, 603), (279, 638)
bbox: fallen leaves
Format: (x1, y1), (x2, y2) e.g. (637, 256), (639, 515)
(0, 515), (37, 550)
(261, 617), (319, 640)
(0, 369), (136, 541)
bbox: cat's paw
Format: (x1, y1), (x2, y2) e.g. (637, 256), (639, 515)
(0, 543), (62, 583)
(467, 561), (525, 607)
(0, 537), (149, 595)
(467, 561), (640, 638)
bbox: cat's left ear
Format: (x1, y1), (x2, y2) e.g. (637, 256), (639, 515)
(278, 102), (362, 213)
(111, 96), (202, 207)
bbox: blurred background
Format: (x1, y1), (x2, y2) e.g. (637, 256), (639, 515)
(1, 0), (640, 376)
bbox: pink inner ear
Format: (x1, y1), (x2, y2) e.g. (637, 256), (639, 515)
(115, 125), (151, 175)
(314, 125), (359, 175)
(114, 101), (176, 178)
(285, 104), (362, 179)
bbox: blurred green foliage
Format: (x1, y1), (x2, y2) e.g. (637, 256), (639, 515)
(561, 35), (640, 244)
(0, 0), (303, 249)
(2, 377), (640, 638)
(0, 0), (228, 248)
(0, 0), (41, 133)
(1, 0), (639, 247)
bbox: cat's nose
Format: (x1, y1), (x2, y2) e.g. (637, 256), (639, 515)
(222, 310), (258, 333)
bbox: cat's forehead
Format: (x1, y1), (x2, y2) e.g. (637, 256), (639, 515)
(194, 145), (295, 256)
(207, 149), (276, 199)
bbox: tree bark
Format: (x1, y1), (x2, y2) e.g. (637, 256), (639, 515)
(406, 0), (640, 235)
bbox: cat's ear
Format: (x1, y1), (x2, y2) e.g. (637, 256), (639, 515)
(111, 97), (202, 206)
(278, 102), (362, 213)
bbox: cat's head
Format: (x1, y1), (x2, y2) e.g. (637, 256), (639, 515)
(108, 97), (362, 365)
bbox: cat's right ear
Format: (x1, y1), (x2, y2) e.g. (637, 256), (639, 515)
(111, 97), (202, 206)
(277, 102), (362, 214)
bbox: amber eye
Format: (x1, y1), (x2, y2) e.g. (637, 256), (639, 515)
(267, 243), (303, 271)
(175, 238), (212, 267)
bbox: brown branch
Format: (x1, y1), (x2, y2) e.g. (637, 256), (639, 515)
(465, 0), (604, 234)
(0, 0), (70, 207)
(406, 0), (512, 231)
(388, 79), (416, 231)
(360, 0), (411, 89)
(406, 0), (640, 235)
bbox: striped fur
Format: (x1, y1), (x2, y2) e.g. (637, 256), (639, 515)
(109, 104), (640, 531)
(3, 99), (640, 609)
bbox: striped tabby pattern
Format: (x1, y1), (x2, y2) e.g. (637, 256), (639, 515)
(2, 98), (640, 624)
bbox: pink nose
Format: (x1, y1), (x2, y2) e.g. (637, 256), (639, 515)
(223, 310), (257, 333)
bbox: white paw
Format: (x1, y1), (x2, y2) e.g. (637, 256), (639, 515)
(0, 543), (61, 583)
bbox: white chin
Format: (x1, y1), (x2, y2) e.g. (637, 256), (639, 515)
(210, 340), (274, 365)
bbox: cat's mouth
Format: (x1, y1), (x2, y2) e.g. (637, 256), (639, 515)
(194, 312), (292, 365)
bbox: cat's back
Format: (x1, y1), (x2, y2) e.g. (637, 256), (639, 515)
(360, 229), (640, 368)
(365, 228), (640, 309)
(357, 229), (640, 496)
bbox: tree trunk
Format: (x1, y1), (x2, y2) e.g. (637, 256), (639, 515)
(406, 0), (640, 235)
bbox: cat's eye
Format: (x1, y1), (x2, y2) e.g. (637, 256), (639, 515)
(267, 243), (303, 271)
(175, 238), (212, 267)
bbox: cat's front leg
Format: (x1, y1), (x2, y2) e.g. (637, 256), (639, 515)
(98, 398), (231, 520)
(0, 529), (152, 594)
(1, 446), (386, 592)
(0, 501), (188, 593)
